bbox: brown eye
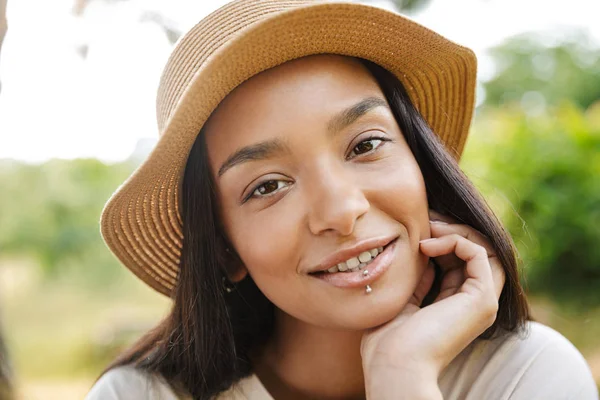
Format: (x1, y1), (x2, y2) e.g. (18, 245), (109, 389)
(348, 138), (385, 159)
(249, 179), (291, 200)
(355, 141), (375, 153)
(257, 180), (279, 195)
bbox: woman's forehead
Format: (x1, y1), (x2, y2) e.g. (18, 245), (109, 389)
(215, 56), (382, 119)
(203, 55), (386, 162)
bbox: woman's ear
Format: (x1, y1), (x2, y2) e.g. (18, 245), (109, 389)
(229, 266), (248, 283)
(225, 247), (248, 283)
(218, 235), (248, 283)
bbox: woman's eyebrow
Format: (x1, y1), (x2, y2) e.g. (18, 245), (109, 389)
(327, 97), (389, 135)
(218, 138), (291, 178)
(217, 97), (388, 178)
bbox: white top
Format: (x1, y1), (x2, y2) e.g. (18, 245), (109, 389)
(85, 321), (599, 400)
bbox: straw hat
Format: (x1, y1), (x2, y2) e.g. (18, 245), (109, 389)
(100, 0), (477, 297)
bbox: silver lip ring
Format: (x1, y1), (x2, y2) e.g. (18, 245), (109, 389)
(365, 285), (372, 294)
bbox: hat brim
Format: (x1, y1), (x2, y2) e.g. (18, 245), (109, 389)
(100, 1), (477, 297)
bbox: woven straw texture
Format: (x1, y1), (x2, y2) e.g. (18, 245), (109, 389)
(100, 0), (478, 297)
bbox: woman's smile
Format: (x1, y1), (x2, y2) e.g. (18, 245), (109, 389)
(308, 236), (400, 290)
(309, 235), (394, 274)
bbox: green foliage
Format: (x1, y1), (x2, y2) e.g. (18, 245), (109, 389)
(0, 159), (135, 284)
(462, 101), (600, 306)
(483, 31), (600, 110)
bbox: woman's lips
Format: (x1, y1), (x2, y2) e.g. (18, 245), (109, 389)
(310, 238), (398, 289)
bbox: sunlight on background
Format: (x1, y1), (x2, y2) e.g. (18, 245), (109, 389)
(0, 0), (599, 399)
(1, 0), (599, 163)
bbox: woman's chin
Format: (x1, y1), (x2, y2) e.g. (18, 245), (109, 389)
(313, 292), (414, 331)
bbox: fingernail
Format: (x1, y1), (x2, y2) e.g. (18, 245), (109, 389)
(420, 238), (437, 243)
(429, 220), (448, 224)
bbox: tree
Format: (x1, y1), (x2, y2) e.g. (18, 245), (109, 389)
(0, 159), (136, 284)
(461, 102), (600, 306)
(483, 31), (600, 111)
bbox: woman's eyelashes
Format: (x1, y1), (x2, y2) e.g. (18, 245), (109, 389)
(247, 179), (293, 201)
(347, 135), (390, 160)
(242, 135), (392, 203)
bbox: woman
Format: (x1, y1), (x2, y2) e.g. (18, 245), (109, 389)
(86, 1), (598, 399)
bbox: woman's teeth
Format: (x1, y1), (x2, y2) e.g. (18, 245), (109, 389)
(326, 246), (384, 273)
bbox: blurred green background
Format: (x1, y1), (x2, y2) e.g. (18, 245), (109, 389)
(1, 0), (599, 398)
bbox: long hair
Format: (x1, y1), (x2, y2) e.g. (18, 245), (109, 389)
(104, 57), (531, 399)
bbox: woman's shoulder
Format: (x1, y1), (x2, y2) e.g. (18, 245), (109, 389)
(85, 365), (183, 400)
(440, 320), (599, 399)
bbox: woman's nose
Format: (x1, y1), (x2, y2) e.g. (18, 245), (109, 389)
(306, 162), (370, 236)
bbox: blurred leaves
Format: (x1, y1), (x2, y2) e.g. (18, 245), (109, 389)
(483, 31), (600, 110)
(462, 101), (600, 306)
(0, 159), (135, 284)
(464, 30), (600, 307)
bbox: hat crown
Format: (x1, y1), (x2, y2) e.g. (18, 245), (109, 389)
(156, 0), (317, 134)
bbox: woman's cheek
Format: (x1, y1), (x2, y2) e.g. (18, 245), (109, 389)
(367, 160), (429, 242)
(233, 209), (302, 279)
(370, 161), (427, 209)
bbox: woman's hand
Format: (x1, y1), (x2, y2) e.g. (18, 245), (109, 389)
(361, 210), (506, 398)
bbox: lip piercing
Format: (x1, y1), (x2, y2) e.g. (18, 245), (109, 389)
(365, 285), (372, 294)
(363, 269), (369, 276)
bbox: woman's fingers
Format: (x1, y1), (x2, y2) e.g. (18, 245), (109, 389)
(428, 209), (457, 224)
(427, 215), (506, 299)
(434, 268), (464, 302)
(490, 257), (506, 299)
(429, 221), (493, 255)
(419, 234), (500, 351)
(420, 234), (494, 294)
(410, 261), (436, 307)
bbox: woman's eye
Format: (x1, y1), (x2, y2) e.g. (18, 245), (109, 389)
(249, 179), (291, 200)
(348, 137), (386, 159)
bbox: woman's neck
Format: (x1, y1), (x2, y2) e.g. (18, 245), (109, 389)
(253, 309), (366, 400)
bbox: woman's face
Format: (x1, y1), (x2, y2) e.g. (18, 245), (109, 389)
(205, 55), (430, 330)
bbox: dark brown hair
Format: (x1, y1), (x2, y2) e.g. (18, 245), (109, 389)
(104, 57), (531, 399)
